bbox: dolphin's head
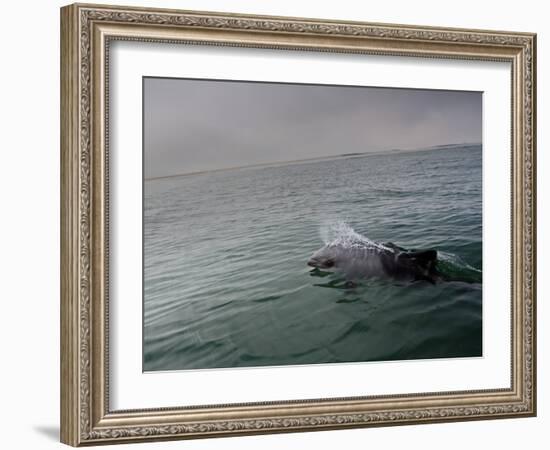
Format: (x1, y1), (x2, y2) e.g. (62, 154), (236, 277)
(307, 244), (343, 270)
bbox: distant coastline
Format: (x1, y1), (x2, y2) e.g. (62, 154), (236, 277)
(145, 142), (481, 182)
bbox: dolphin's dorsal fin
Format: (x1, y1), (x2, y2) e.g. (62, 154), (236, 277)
(399, 249), (437, 269)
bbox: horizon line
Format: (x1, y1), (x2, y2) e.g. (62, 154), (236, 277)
(145, 141), (482, 182)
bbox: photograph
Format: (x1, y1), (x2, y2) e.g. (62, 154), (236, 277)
(143, 77), (483, 371)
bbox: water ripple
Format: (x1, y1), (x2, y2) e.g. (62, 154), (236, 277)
(144, 145), (483, 370)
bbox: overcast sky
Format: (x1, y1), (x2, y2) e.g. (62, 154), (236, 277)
(144, 77), (481, 179)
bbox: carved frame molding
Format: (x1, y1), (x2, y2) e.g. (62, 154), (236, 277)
(61, 3), (536, 446)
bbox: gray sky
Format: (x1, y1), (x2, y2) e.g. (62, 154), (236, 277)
(144, 77), (481, 179)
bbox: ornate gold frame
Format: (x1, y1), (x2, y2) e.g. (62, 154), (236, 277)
(60, 3), (536, 446)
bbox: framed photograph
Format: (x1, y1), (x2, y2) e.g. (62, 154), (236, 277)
(60, 3), (537, 446)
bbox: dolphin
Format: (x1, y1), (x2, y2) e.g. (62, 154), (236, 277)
(307, 240), (440, 284)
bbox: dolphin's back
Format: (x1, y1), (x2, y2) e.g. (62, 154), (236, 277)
(336, 242), (439, 282)
(392, 249), (439, 282)
(336, 244), (392, 279)
(399, 249), (437, 269)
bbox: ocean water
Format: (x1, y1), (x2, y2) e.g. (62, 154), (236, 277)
(144, 144), (482, 371)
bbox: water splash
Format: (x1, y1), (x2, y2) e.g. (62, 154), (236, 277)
(317, 221), (482, 284)
(436, 251), (482, 283)
(319, 221), (392, 252)
(438, 251), (482, 273)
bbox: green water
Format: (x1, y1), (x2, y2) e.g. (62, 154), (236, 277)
(144, 144), (482, 371)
